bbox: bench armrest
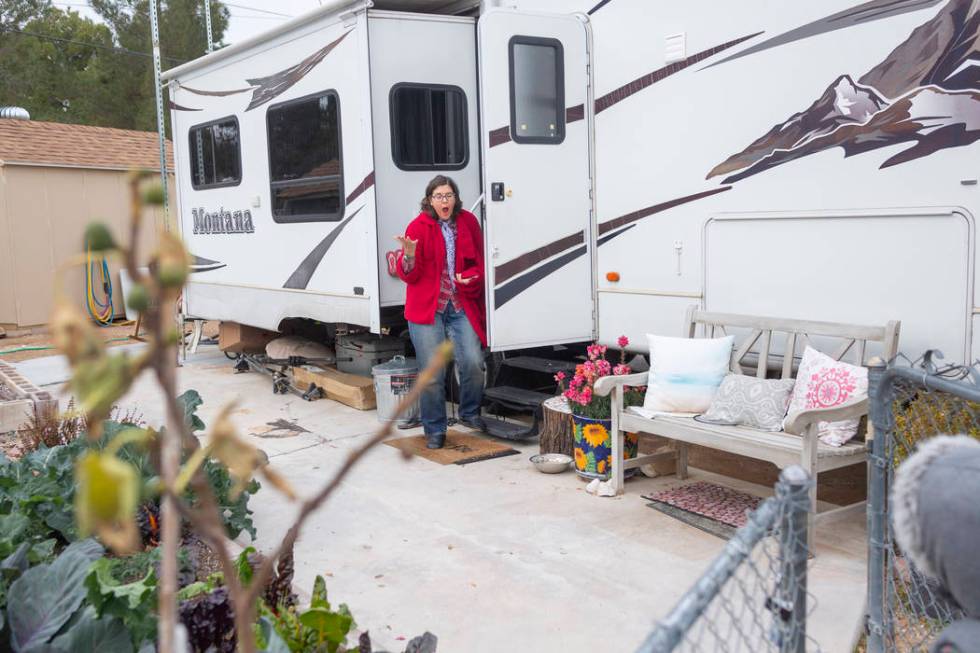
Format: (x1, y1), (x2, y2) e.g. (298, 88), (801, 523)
(594, 372), (648, 397)
(783, 397), (869, 435)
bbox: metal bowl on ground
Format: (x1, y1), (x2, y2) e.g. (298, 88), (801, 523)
(530, 453), (573, 474)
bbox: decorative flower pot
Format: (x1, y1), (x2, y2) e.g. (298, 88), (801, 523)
(571, 415), (639, 481)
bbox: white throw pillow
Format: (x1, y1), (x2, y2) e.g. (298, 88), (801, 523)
(784, 346), (868, 446)
(644, 334), (734, 414)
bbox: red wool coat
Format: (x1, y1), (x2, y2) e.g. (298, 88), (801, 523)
(396, 209), (487, 347)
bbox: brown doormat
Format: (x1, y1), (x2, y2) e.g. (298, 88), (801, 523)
(384, 430), (520, 465)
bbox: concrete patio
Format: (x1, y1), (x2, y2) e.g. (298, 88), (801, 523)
(14, 345), (867, 652)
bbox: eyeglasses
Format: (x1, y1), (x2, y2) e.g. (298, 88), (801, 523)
(431, 193), (455, 202)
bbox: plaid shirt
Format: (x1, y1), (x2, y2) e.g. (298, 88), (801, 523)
(436, 251), (461, 313)
(401, 220), (460, 313)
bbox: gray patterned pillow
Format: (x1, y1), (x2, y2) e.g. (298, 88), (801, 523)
(697, 375), (796, 431)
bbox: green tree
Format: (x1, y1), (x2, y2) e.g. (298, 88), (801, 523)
(0, 1), (228, 131)
(0, 8), (117, 124)
(0, 0), (52, 31)
(0, 0), (52, 98)
(90, 0), (230, 131)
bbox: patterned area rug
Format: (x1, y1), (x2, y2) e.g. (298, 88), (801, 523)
(643, 481), (764, 540)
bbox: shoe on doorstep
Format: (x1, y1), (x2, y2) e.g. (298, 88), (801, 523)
(426, 433), (446, 449)
(458, 415), (486, 432)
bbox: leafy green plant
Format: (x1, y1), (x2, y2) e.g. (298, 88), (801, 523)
(85, 557), (158, 649)
(259, 575), (355, 653)
(5, 538), (104, 651)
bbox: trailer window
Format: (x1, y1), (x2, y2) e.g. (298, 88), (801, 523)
(188, 116), (242, 189)
(509, 36), (564, 144)
(267, 90), (344, 223)
(390, 83), (468, 170)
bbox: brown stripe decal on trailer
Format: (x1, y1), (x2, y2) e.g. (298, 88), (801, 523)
(701, 0), (942, 71)
(494, 225), (637, 309)
(345, 171), (375, 205)
(282, 169), (375, 290)
(283, 206), (364, 290)
(495, 230), (585, 285)
(493, 187), (733, 307)
(594, 32), (762, 114)
(489, 126), (511, 147)
(167, 100), (201, 112)
(246, 31), (351, 111)
(181, 86), (252, 97)
(488, 33), (759, 147)
(598, 187), (732, 235)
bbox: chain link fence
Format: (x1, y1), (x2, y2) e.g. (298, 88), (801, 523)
(636, 466), (815, 653)
(866, 353), (979, 652)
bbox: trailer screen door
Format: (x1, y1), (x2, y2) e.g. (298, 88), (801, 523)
(478, 10), (594, 351)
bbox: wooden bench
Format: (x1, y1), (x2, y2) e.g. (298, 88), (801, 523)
(594, 307), (900, 546)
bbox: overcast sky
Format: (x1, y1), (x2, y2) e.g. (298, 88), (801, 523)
(53, 0), (326, 48)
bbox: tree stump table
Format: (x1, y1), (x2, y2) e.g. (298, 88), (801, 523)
(539, 395), (573, 456)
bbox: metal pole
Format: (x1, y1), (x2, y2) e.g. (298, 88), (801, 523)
(149, 0), (171, 229)
(204, 0), (214, 52)
(866, 359), (892, 653)
(148, 5), (179, 652)
(776, 465), (810, 653)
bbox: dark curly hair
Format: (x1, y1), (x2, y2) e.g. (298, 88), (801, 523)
(420, 175), (462, 220)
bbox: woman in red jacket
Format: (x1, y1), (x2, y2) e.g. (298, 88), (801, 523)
(395, 175), (486, 449)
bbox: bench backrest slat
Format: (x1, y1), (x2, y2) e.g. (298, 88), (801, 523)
(684, 307), (901, 379)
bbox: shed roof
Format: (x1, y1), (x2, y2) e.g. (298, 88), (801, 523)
(0, 119), (173, 172)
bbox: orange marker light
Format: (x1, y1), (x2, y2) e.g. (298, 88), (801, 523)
(606, 271), (620, 282)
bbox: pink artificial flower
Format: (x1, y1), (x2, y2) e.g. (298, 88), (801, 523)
(580, 387), (593, 403)
(613, 363), (632, 376)
(617, 335), (629, 349)
(596, 359), (612, 376)
(554, 371), (566, 382)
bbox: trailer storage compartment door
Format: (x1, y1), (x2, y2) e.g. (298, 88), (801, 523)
(704, 208), (975, 363)
(478, 9), (594, 351)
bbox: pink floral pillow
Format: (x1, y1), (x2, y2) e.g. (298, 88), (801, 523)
(784, 347), (868, 446)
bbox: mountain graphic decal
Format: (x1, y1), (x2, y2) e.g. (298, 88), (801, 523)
(709, 0), (980, 184)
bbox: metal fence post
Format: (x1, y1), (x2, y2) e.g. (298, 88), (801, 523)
(776, 465), (810, 653)
(866, 359), (891, 653)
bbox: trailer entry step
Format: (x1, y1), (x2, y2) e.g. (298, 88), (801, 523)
(499, 356), (577, 374)
(483, 417), (537, 441)
(484, 386), (553, 409)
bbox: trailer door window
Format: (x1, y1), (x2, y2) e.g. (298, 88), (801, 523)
(509, 36), (564, 144)
(267, 90), (343, 222)
(188, 116), (242, 189)
(390, 83), (467, 170)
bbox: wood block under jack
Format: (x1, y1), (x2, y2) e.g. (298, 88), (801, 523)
(218, 321), (279, 353)
(291, 365), (376, 410)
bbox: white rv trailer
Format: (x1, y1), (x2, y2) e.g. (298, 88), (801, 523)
(162, 0), (980, 363)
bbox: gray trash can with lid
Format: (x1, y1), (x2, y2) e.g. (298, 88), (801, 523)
(372, 355), (420, 424)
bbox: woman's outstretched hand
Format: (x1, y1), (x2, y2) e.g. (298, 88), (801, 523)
(394, 235), (418, 257)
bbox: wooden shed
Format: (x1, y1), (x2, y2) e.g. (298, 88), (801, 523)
(0, 118), (173, 329)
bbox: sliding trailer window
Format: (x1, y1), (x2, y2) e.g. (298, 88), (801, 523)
(267, 90), (344, 223)
(509, 36), (565, 144)
(390, 83), (468, 170)
(189, 116), (242, 189)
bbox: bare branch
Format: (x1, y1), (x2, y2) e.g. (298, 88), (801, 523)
(237, 342), (455, 636)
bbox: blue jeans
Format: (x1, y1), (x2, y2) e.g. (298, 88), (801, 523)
(408, 303), (485, 435)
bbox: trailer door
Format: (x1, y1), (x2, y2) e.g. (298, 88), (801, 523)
(478, 9), (594, 351)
